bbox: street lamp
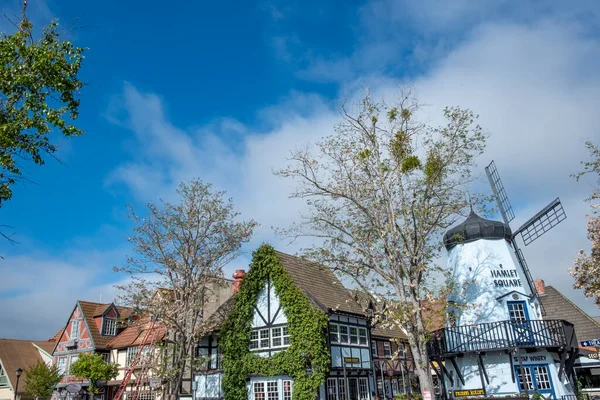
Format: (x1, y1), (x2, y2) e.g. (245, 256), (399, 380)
(14, 368), (23, 400)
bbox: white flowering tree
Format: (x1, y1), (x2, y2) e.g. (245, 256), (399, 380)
(570, 141), (600, 306)
(278, 90), (487, 394)
(115, 179), (257, 398)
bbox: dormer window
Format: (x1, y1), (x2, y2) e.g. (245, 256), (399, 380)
(103, 317), (117, 335)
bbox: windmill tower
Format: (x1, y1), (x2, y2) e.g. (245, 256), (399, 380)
(427, 161), (579, 399)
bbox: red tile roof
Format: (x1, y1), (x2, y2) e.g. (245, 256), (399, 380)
(106, 317), (166, 349)
(77, 301), (133, 350)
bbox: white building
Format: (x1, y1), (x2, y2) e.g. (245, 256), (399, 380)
(428, 212), (579, 399)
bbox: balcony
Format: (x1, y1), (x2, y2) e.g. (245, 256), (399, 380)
(428, 319), (578, 357)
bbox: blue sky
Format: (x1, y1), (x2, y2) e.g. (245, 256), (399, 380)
(1, 0), (599, 339)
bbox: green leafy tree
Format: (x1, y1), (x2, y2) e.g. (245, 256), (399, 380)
(23, 360), (62, 400)
(278, 89), (487, 394)
(69, 353), (119, 397)
(0, 3), (86, 211)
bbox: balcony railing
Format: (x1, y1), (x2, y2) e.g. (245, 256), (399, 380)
(0, 375), (8, 387)
(428, 319), (577, 357)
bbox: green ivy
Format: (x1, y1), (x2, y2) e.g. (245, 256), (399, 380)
(220, 244), (330, 400)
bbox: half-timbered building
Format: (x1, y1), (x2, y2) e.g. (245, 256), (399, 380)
(51, 301), (132, 400)
(194, 247), (412, 400)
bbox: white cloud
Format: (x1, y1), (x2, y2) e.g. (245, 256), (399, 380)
(106, 10), (600, 318)
(0, 249), (129, 340)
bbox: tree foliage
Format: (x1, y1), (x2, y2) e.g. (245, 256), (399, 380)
(69, 353), (118, 396)
(220, 244), (330, 400)
(0, 13), (85, 208)
(570, 141), (600, 306)
(115, 179), (256, 397)
(23, 360), (62, 400)
(278, 89), (487, 394)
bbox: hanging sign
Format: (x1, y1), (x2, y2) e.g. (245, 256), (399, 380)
(149, 378), (162, 390)
(580, 339), (600, 347)
(65, 384), (82, 393)
(423, 390), (432, 400)
(453, 389), (485, 397)
(344, 357), (360, 363)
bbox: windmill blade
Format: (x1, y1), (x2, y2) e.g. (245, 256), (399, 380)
(485, 161), (515, 225)
(513, 198), (566, 246)
(512, 244), (546, 316)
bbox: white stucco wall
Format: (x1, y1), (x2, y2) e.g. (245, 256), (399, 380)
(445, 350), (574, 397)
(447, 238), (541, 326)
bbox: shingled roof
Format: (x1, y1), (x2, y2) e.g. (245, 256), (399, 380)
(538, 283), (600, 342)
(275, 251), (366, 316)
(0, 339), (55, 391)
(77, 301), (133, 350)
(106, 317), (167, 349)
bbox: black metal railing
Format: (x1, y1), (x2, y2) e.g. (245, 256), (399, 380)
(428, 319), (577, 357)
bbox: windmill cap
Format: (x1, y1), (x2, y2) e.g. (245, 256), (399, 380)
(443, 211), (512, 250)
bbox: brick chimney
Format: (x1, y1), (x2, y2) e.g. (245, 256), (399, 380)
(233, 269), (246, 293)
(534, 279), (546, 295)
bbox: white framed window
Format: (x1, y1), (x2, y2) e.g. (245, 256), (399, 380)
(515, 365), (552, 393)
(338, 378), (346, 400)
(329, 323), (368, 346)
(57, 357), (67, 374)
(358, 328), (367, 345)
(371, 341), (378, 356)
(100, 352), (110, 363)
(126, 393), (155, 400)
(70, 319), (80, 339)
(102, 318), (117, 336)
(271, 326), (290, 348)
(398, 342), (406, 358)
(283, 380), (292, 400)
(327, 378), (337, 400)
(358, 378), (369, 400)
(267, 381), (279, 400)
(533, 366), (551, 390)
(329, 324), (339, 343)
(349, 327), (358, 344)
(127, 346), (138, 366)
(339, 325), (349, 343)
(251, 327), (290, 351)
(253, 382), (265, 400)
(383, 342), (392, 357)
(69, 355), (79, 373)
(252, 379), (292, 400)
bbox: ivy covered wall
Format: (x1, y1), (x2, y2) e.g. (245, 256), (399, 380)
(220, 244), (330, 400)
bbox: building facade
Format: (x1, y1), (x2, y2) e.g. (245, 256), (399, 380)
(193, 246), (412, 400)
(51, 301), (133, 400)
(428, 212), (579, 399)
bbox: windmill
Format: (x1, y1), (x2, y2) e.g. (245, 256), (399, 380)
(485, 161), (567, 315)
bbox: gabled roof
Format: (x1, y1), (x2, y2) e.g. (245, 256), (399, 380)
(274, 251), (366, 316)
(540, 286), (600, 342)
(77, 301), (133, 350)
(0, 339), (56, 391)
